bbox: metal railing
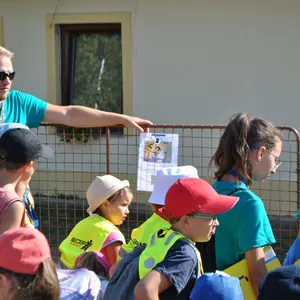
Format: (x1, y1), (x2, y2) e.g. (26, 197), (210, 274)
(31, 124), (300, 262)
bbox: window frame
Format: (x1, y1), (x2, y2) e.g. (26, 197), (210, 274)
(0, 17), (3, 45)
(60, 23), (122, 111)
(46, 13), (132, 118)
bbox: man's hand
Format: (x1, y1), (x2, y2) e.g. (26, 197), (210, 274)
(121, 116), (153, 132)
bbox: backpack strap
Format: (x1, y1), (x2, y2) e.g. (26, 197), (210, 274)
(23, 188), (39, 229)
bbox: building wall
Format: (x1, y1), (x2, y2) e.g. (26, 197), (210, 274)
(1, 0), (300, 216)
(1, 0), (300, 128)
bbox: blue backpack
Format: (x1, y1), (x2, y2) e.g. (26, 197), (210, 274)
(103, 245), (146, 300)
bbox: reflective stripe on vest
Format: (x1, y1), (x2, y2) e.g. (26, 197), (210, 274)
(59, 215), (125, 268)
(138, 228), (203, 279)
(120, 213), (170, 259)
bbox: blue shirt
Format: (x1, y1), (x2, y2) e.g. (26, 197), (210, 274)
(213, 180), (276, 270)
(104, 239), (198, 300)
(283, 237), (300, 266)
(1, 90), (47, 128)
(154, 239), (199, 299)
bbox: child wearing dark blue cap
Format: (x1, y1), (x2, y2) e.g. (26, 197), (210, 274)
(259, 265), (300, 300)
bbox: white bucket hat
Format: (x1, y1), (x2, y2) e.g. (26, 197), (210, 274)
(0, 123), (29, 137)
(148, 165), (199, 205)
(86, 175), (130, 215)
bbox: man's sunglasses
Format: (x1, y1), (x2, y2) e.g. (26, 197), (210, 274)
(0, 71), (15, 81)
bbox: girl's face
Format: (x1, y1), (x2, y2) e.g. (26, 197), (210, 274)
(250, 139), (282, 182)
(101, 190), (132, 225)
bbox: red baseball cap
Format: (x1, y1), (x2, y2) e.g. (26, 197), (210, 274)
(164, 178), (239, 218)
(0, 228), (51, 275)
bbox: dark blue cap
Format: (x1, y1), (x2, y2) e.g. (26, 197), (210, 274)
(0, 128), (53, 163)
(259, 265), (300, 300)
(190, 272), (243, 300)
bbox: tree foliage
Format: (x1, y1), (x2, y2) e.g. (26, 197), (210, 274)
(57, 31), (123, 144)
(73, 33), (123, 113)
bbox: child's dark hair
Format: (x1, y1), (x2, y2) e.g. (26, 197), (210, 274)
(209, 113), (283, 185)
(0, 258), (60, 300)
(0, 161), (28, 171)
(74, 251), (108, 277)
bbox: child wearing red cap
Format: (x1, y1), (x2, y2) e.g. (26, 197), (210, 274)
(0, 227), (59, 299)
(133, 177), (239, 300)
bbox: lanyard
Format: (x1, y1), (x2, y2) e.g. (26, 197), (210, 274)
(0, 103), (5, 124)
(228, 169), (248, 185)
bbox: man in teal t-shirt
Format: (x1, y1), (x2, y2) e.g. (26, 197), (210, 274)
(213, 180), (275, 270)
(0, 46), (152, 130)
(0, 45), (153, 229)
(2, 90), (47, 128)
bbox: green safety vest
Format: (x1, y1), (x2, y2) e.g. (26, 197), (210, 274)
(59, 215), (125, 268)
(138, 228), (203, 279)
(120, 213), (170, 258)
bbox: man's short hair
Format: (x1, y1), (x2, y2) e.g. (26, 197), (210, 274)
(0, 46), (14, 59)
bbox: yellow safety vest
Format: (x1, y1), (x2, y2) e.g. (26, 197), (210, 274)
(119, 213), (170, 258)
(295, 258), (300, 265)
(59, 215), (125, 268)
(138, 228), (203, 279)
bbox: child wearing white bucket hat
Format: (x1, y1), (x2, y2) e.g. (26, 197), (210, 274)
(119, 166), (199, 258)
(59, 175), (132, 270)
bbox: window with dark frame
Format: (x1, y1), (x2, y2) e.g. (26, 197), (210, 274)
(60, 23), (123, 135)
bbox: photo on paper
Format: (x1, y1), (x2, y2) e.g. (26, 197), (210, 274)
(143, 138), (172, 163)
(138, 133), (179, 191)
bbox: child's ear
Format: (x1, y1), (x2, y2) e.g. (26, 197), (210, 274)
(23, 160), (34, 172)
(180, 215), (191, 227)
(257, 146), (267, 158)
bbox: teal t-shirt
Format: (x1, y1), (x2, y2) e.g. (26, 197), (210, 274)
(213, 180), (276, 270)
(1, 90), (48, 128)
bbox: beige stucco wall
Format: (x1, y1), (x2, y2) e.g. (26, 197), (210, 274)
(1, 0), (300, 128)
(1, 0), (300, 216)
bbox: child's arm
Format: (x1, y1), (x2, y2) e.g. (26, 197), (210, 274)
(101, 241), (123, 268)
(15, 168), (34, 200)
(283, 237), (300, 266)
(237, 198), (275, 296)
(246, 247), (267, 297)
(136, 240), (198, 299)
(15, 181), (29, 200)
(134, 270), (172, 300)
(0, 201), (25, 234)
